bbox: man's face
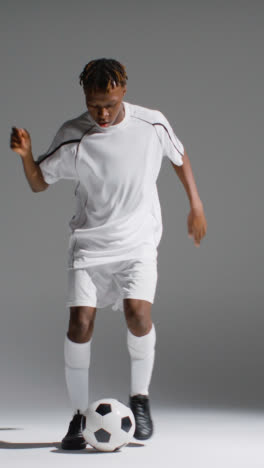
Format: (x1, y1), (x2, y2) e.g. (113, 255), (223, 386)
(84, 84), (127, 128)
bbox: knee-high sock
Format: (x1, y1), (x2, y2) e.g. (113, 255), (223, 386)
(127, 324), (156, 397)
(64, 335), (91, 414)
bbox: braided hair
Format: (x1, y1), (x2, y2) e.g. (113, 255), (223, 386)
(79, 58), (128, 93)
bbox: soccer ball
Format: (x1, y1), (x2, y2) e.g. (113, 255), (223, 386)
(83, 398), (136, 452)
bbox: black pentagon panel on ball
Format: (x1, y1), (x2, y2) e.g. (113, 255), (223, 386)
(96, 403), (112, 416)
(121, 416), (132, 432)
(94, 428), (111, 443)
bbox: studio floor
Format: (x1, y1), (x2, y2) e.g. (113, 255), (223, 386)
(1, 406), (264, 468)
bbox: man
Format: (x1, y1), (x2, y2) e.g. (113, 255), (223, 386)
(10, 58), (207, 450)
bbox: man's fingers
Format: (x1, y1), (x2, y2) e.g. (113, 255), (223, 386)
(10, 137), (21, 145)
(200, 224), (207, 238)
(12, 126), (24, 136)
(188, 209), (207, 246)
(10, 127), (23, 149)
(11, 129), (20, 140)
(10, 135), (21, 145)
(187, 222), (193, 237)
(12, 126), (20, 134)
(11, 127), (25, 144)
(11, 132), (21, 140)
(11, 135), (20, 142)
(194, 236), (200, 245)
(193, 229), (202, 246)
(10, 136), (20, 145)
(193, 229), (200, 244)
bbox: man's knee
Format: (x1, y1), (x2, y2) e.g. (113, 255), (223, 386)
(124, 299), (152, 336)
(68, 306), (96, 342)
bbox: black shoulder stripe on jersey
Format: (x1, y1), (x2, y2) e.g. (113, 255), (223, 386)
(153, 123), (184, 157)
(36, 124), (97, 165)
(131, 115), (184, 157)
(36, 139), (81, 164)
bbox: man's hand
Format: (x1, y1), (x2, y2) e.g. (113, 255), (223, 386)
(10, 126), (48, 192)
(10, 127), (32, 159)
(187, 201), (207, 247)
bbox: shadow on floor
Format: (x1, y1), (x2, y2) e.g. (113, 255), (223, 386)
(0, 440), (144, 451)
(51, 442), (145, 454)
(0, 428), (23, 431)
(0, 440), (60, 449)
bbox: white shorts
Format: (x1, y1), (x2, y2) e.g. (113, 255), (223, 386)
(66, 258), (158, 312)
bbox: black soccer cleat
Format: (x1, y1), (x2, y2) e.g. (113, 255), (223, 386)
(129, 394), (154, 440)
(61, 410), (87, 450)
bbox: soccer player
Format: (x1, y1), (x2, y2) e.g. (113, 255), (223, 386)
(10, 58), (207, 449)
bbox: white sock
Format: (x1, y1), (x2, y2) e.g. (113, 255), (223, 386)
(64, 335), (91, 414)
(127, 324), (156, 397)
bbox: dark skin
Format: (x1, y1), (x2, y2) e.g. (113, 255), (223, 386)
(10, 83), (207, 342)
(83, 83), (127, 127)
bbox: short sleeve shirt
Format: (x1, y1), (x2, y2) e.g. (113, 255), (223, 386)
(36, 101), (184, 269)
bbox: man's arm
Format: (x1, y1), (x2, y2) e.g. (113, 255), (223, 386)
(21, 151), (49, 192)
(171, 148), (207, 247)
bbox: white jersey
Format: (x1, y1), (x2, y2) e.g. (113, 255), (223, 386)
(36, 101), (184, 269)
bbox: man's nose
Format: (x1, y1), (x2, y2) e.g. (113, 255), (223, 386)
(98, 107), (109, 117)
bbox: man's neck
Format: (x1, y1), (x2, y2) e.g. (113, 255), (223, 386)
(113, 102), (125, 125)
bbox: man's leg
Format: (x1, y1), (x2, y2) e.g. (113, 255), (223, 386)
(62, 305), (96, 450)
(124, 298), (156, 440)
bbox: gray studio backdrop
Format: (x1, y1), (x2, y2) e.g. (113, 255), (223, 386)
(0, 0), (262, 415)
